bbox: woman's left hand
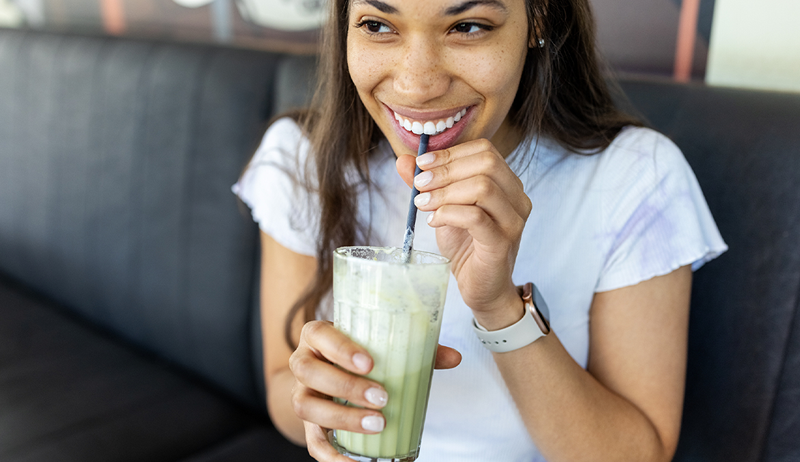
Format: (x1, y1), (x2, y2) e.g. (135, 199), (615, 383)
(396, 138), (532, 328)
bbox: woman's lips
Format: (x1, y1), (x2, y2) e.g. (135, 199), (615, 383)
(383, 104), (474, 153)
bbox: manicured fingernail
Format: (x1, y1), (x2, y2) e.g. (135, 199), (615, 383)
(362, 415), (385, 432)
(414, 192), (430, 207)
(353, 353), (371, 373)
(365, 387), (388, 407)
(416, 153), (435, 166)
(414, 171), (432, 188)
(426, 211), (435, 224)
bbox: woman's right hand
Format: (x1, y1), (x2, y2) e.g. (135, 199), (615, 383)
(290, 320), (461, 461)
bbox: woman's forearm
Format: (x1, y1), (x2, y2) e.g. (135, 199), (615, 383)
(267, 367), (308, 446)
(494, 332), (672, 462)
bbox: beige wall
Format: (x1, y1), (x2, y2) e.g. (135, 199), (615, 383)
(707, 0), (800, 93)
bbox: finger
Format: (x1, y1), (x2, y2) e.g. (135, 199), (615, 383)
(414, 149), (529, 219)
(426, 204), (506, 246)
(414, 176), (524, 235)
(395, 154), (416, 188)
(304, 422), (357, 462)
(294, 386), (386, 434)
(291, 351), (388, 409)
(434, 344), (462, 369)
(421, 138), (500, 164)
(299, 321), (374, 375)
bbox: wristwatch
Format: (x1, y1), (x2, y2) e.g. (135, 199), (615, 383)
(472, 282), (551, 353)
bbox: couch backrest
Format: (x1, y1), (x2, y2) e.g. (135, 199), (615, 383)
(0, 28), (280, 407)
(620, 80), (800, 462)
(2, 27), (798, 459)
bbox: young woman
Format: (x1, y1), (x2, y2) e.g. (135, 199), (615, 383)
(234, 0), (727, 460)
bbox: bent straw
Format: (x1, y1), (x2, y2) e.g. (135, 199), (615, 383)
(401, 134), (430, 263)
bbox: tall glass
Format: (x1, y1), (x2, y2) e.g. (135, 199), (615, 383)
(331, 246), (451, 462)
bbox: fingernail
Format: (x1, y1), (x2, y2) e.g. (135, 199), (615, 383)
(353, 353), (371, 373)
(362, 415), (385, 432)
(414, 171), (432, 188)
(426, 211), (435, 224)
(417, 153), (435, 166)
(414, 192), (430, 207)
(365, 387), (388, 407)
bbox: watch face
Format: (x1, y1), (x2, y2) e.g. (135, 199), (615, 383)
(530, 284), (550, 323)
(524, 283), (550, 334)
(528, 304), (550, 335)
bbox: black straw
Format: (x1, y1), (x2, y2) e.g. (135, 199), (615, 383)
(401, 134), (429, 263)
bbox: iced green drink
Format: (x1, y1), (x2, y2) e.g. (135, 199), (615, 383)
(331, 246), (450, 462)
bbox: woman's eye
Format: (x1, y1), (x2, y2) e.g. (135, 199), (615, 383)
(451, 22), (488, 35)
(358, 20), (391, 34)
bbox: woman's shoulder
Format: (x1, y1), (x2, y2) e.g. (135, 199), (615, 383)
(601, 126), (685, 169)
(233, 116), (319, 257)
(589, 126), (691, 191)
(526, 126), (688, 189)
(251, 117), (310, 167)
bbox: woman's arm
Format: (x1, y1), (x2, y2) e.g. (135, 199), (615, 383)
(260, 231), (317, 445)
(486, 266), (691, 462)
(402, 139), (692, 462)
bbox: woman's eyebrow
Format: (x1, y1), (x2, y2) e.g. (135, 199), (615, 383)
(352, 0), (398, 14)
(351, 0), (507, 16)
(443, 0), (508, 16)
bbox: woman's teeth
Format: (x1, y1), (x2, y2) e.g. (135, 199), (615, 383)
(394, 109), (467, 135)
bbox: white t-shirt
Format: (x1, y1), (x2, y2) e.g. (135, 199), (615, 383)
(234, 118), (727, 462)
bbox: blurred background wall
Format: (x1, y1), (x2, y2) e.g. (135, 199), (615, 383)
(0, 0), (715, 79)
(0, 0), (796, 92)
(706, 0), (800, 93)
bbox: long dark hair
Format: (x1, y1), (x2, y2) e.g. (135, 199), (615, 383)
(282, 0), (642, 347)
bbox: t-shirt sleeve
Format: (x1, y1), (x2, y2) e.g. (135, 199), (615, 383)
(231, 118), (319, 257)
(595, 128), (728, 292)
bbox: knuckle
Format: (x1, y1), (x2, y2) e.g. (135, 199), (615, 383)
(523, 198), (532, 218)
(291, 354), (313, 379)
(292, 392), (309, 420)
(438, 163), (451, 182)
(439, 148), (452, 163)
(479, 151), (498, 170)
(474, 177), (493, 197)
(477, 138), (493, 151)
(331, 407), (351, 430)
(468, 207), (485, 225)
(333, 338), (354, 365)
(302, 320), (324, 340)
(342, 372), (362, 395)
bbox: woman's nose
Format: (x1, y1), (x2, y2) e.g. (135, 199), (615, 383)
(393, 41), (450, 104)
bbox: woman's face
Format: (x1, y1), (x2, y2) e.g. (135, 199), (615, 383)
(346, 0), (530, 157)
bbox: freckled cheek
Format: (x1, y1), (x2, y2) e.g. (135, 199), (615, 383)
(347, 43), (392, 102)
(455, 54), (524, 104)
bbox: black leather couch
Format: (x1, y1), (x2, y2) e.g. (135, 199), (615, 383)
(0, 27), (798, 462)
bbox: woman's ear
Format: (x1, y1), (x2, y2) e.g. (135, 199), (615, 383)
(529, 35), (545, 48)
(528, 3), (546, 48)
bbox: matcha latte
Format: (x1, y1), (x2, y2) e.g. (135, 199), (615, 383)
(332, 246), (450, 462)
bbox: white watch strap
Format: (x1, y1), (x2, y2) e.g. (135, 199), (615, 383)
(472, 304), (547, 353)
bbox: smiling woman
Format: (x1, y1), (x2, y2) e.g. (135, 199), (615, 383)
(233, 0), (727, 461)
(347, 0), (528, 155)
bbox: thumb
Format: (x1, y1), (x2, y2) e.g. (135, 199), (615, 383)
(396, 154), (416, 188)
(434, 344), (462, 370)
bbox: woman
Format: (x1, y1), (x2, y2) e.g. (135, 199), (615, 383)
(234, 0), (727, 460)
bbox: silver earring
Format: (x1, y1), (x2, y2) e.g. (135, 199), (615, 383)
(538, 38), (545, 48)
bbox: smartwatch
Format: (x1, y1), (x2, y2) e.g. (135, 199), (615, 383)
(472, 282), (551, 353)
